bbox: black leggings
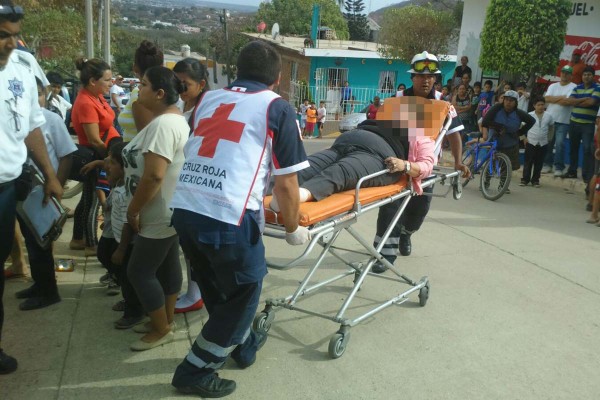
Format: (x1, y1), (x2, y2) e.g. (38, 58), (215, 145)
(98, 236), (144, 318)
(73, 173), (97, 247)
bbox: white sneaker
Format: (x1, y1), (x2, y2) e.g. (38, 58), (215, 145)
(553, 169), (563, 177)
(541, 165), (552, 174)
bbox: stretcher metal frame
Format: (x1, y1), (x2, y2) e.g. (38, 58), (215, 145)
(255, 115), (463, 359)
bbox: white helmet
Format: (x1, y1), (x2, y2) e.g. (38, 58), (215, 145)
(407, 51), (441, 74)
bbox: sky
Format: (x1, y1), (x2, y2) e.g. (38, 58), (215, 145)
(222, 0), (407, 14)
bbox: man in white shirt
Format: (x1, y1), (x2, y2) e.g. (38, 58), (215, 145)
(0, 1), (62, 375)
(316, 100), (326, 138)
(45, 71), (71, 121)
(542, 65), (577, 176)
(516, 81), (530, 112)
(109, 75), (126, 135)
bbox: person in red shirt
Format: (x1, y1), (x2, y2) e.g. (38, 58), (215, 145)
(570, 50), (586, 85)
(366, 96), (381, 119)
(70, 58), (122, 254)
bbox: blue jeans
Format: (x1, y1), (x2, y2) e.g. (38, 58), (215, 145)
(0, 181), (17, 341)
(545, 122), (569, 170)
(567, 121), (595, 182)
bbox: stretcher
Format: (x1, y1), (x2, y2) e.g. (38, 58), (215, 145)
(255, 97), (463, 359)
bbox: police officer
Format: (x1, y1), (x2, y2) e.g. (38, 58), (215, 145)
(0, 1), (63, 374)
(373, 51), (470, 272)
(169, 41), (310, 397)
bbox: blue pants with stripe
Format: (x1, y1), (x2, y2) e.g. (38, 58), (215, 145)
(171, 209), (266, 382)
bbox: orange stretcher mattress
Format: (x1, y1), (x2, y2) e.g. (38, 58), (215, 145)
(264, 175), (408, 227)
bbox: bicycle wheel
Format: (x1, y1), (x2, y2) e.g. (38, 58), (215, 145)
(461, 145), (475, 187)
(480, 153), (512, 201)
(63, 180), (83, 199)
(86, 194), (102, 246)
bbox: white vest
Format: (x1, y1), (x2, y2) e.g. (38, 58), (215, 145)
(170, 87), (280, 226)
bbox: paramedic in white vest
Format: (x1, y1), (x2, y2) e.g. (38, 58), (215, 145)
(373, 51), (469, 273)
(169, 41), (310, 398)
(0, 1), (63, 374)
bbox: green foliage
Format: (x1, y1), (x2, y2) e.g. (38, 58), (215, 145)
(479, 0), (570, 76)
(378, 5), (457, 62)
(257, 0), (349, 40)
(344, 0), (370, 41)
(21, 8), (84, 75)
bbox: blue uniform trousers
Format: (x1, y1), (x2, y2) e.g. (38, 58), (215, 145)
(171, 208), (266, 382)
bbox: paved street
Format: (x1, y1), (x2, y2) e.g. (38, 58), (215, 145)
(2, 138), (599, 399)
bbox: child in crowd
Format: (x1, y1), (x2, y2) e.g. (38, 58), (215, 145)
(477, 80), (495, 120)
(521, 98), (554, 187)
(471, 82), (482, 129)
(97, 142), (146, 329)
(305, 102), (317, 139)
(316, 101), (327, 138)
(441, 86), (451, 101)
(300, 98), (309, 137)
(516, 82), (530, 112)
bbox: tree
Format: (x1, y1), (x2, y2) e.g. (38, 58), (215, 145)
(479, 0), (570, 79)
(21, 7), (84, 74)
(378, 5), (457, 62)
(257, 0), (349, 40)
(344, 0), (370, 41)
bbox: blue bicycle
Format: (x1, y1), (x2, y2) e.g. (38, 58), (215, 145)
(462, 132), (512, 201)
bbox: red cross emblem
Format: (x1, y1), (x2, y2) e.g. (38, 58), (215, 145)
(194, 103), (246, 158)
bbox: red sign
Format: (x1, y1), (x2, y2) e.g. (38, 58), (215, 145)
(555, 34), (600, 78)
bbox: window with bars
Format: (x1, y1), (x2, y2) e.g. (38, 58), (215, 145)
(378, 71), (396, 93)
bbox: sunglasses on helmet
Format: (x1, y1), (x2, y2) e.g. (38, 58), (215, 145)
(413, 60), (439, 73)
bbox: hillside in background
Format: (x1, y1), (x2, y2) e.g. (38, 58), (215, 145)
(369, 0), (460, 23)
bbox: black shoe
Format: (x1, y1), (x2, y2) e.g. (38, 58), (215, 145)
(562, 171), (577, 179)
(173, 372), (236, 398)
(19, 294), (61, 311)
(371, 261), (388, 274)
(231, 330), (267, 369)
(399, 234), (411, 256)
(15, 285), (39, 299)
(114, 315), (146, 329)
(0, 349), (17, 374)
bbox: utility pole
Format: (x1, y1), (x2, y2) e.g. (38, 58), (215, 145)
(103, 0), (111, 64)
(98, 0), (103, 53)
(85, 0), (94, 58)
(220, 9), (231, 85)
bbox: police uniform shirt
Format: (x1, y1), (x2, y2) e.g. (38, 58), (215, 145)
(0, 51), (46, 183)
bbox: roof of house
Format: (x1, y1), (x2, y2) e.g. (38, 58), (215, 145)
(243, 33), (456, 62)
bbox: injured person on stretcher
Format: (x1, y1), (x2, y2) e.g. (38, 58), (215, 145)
(269, 99), (437, 212)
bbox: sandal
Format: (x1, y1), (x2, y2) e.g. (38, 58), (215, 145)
(4, 270), (27, 280)
(586, 218), (599, 224)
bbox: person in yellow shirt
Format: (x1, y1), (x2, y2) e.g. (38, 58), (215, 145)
(305, 102), (317, 139)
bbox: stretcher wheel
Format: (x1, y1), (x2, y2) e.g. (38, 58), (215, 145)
(253, 312), (274, 334)
(418, 284), (430, 307)
(328, 332), (350, 359)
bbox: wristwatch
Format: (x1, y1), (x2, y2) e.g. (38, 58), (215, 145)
(404, 161), (411, 174)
